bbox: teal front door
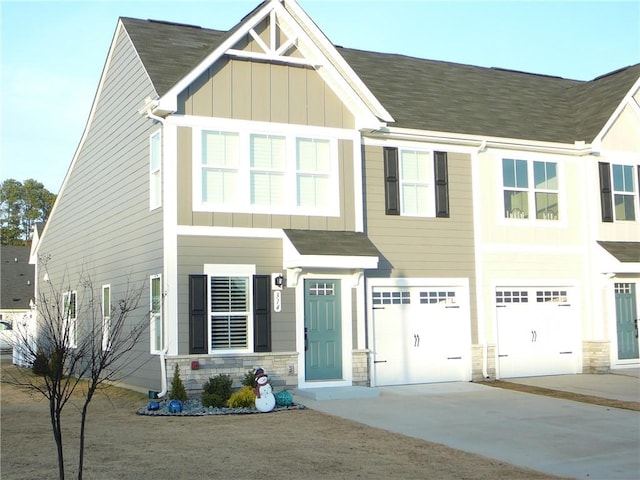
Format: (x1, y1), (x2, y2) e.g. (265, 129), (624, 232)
(304, 279), (342, 380)
(616, 283), (639, 360)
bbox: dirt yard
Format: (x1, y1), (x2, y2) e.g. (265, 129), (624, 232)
(1, 363), (563, 480)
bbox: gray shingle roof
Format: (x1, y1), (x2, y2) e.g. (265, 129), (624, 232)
(597, 241), (640, 263)
(120, 16), (639, 144)
(284, 230), (380, 257)
(0, 246), (35, 310)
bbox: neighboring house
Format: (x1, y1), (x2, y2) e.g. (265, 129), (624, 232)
(34, 0), (639, 394)
(1, 245), (36, 356)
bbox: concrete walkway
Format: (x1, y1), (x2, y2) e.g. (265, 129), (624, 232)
(296, 373), (640, 480)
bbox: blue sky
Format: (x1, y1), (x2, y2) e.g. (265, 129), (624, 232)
(1, 0), (639, 194)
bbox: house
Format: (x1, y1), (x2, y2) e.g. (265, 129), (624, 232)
(34, 0), (639, 394)
(1, 245), (35, 326)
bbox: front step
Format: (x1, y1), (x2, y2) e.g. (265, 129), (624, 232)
(294, 386), (380, 401)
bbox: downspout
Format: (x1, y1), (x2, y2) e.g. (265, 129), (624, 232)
(144, 107), (169, 397)
(475, 140), (490, 379)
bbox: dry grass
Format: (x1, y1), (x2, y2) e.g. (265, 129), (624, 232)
(482, 380), (640, 411)
(0, 362), (565, 479)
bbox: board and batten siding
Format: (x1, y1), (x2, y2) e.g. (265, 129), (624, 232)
(177, 127), (356, 231)
(179, 57), (354, 130)
(176, 236), (295, 355)
(363, 145), (479, 342)
(38, 27), (164, 391)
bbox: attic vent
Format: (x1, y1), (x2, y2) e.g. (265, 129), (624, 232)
(147, 19), (202, 29)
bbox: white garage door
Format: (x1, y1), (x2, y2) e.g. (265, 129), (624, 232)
(496, 287), (579, 378)
(372, 285), (469, 386)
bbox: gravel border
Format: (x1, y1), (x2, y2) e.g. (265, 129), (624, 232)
(137, 399), (306, 416)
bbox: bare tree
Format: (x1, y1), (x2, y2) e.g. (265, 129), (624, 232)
(4, 259), (150, 480)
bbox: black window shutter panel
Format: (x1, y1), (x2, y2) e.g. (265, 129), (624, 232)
(383, 147), (400, 215)
(253, 275), (271, 352)
(598, 162), (613, 222)
(434, 151), (450, 218)
(188, 274), (207, 354)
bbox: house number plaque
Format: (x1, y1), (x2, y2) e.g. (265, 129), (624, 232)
(273, 290), (282, 313)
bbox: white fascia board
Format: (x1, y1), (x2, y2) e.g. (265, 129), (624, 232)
(176, 225), (285, 239)
(593, 76), (640, 146)
(283, 254), (378, 270)
(283, 0), (394, 124)
(39, 20), (131, 247)
(365, 127), (598, 156)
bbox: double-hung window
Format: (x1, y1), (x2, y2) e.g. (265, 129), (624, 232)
(150, 275), (163, 353)
(196, 125), (339, 216)
(62, 291), (77, 348)
(612, 164), (636, 221)
(150, 131), (161, 209)
(598, 162), (638, 222)
(502, 158), (558, 220)
(383, 146), (449, 217)
(102, 285), (111, 351)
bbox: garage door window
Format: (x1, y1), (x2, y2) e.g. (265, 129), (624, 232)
(420, 291), (456, 304)
(372, 291), (410, 305)
(536, 290), (568, 303)
(496, 290), (529, 303)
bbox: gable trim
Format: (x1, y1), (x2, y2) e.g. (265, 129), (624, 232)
(592, 76), (640, 148)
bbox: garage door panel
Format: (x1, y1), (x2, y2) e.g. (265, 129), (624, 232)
(496, 287), (578, 378)
(372, 285), (469, 386)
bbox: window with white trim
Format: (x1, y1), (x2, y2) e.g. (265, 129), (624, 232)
(150, 131), (162, 209)
(102, 285), (111, 351)
(612, 164), (636, 221)
(196, 127), (338, 216)
(502, 159), (558, 220)
(62, 291), (77, 348)
(400, 149), (434, 216)
(150, 275), (163, 353)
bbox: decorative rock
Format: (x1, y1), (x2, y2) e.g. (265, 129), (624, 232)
(147, 401), (160, 411)
(167, 399), (183, 413)
(275, 390), (293, 407)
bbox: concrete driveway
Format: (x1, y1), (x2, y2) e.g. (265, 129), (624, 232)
(297, 375), (640, 480)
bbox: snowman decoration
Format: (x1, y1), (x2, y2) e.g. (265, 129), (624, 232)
(254, 368), (276, 413)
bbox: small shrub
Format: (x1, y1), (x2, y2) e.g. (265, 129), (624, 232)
(31, 348), (50, 376)
(201, 374), (232, 407)
(201, 392), (225, 408)
(227, 386), (256, 408)
(169, 364), (187, 402)
(242, 369), (256, 388)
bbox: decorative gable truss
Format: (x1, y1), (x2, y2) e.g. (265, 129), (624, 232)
(150, 0), (393, 130)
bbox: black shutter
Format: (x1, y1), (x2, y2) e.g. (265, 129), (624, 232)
(189, 274), (207, 354)
(434, 151), (450, 218)
(253, 275), (271, 352)
(383, 147), (400, 215)
(598, 162), (613, 222)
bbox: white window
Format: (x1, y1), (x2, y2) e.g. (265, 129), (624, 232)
(102, 285), (111, 351)
(195, 125), (339, 216)
(502, 158), (558, 220)
(250, 134), (286, 206)
(204, 264), (254, 353)
(612, 164), (636, 221)
(62, 291), (77, 348)
(400, 149), (434, 216)
(150, 131), (162, 209)
(150, 275), (163, 353)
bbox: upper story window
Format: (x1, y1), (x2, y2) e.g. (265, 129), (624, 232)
(149, 131), (162, 210)
(195, 126), (339, 216)
(502, 158), (558, 221)
(384, 147), (449, 218)
(599, 162), (638, 222)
